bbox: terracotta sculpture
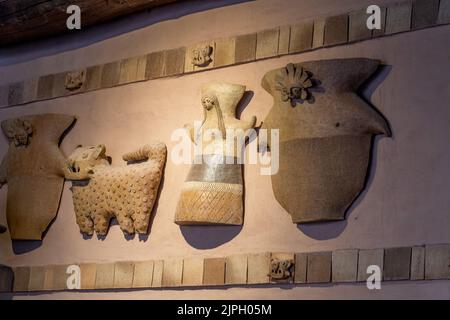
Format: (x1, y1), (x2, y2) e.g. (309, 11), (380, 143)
(65, 143), (166, 236)
(191, 45), (213, 67)
(261, 59), (391, 223)
(271, 258), (294, 280)
(175, 83), (256, 225)
(0, 114), (76, 240)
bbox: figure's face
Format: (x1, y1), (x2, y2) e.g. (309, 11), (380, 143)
(14, 129), (30, 146)
(201, 95), (216, 110)
(290, 87), (302, 99)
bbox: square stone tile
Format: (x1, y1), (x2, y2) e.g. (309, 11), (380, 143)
(235, 33), (257, 63)
(386, 1), (412, 34)
(256, 28), (279, 59)
(383, 247), (411, 281)
(332, 249), (358, 283)
(135, 55), (147, 81)
(294, 252), (307, 283)
(214, 38), (236, 67)
(182, 257), (204, 286)
(425, 244), (450, 280)
(13, 267), (30, 292)
(114, 262), (134, 289)
(438, 0), (450, 24)
(95, 263), (115, 289)
(52, 265), (69, 291)
(289, 21), (313, 53)
(80, 264), (96, 290)
(119, 57), (139, 85)
(152, 260), (164, 287)
(37, 74), (55, 100)
(42, 266), (54, 291)
(324, 14), (349, 46)
(307, 252), (332, 283)
(8, 82), (24, 105)
(85, 65), (103, 91)
(312, 18), (325, 48)
(22, 78), (38, 103)
(162, 259), (183, 287)
(52, 72), (67, 98)
(270, 253), (294, 283)
(163, 47), (185, 77)
(247, 253), (270, 284)
(411, 246), (425, 280)
(0, 265), (13, 292)
(225, 254), (247, 285)
(28, 266), (46, 292)
(203, 258), (226, 286)
(357, 248), (384, 282)
(0, 85), (9, 107)
(412, 0), (440, 29)
(146, 51), (165, 79)
(185, 41), (215, 72)
(278, 25), (291, 55)
(132, 261), (154, 288)
(372, 6), (388, 37)
(349, 9), (372, 42)
(101, 62), (121, 88)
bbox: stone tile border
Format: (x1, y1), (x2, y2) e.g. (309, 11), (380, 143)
(1, 0), (449, 109)
(1, 243), (449, 293)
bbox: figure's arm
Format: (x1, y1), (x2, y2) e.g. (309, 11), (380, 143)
(184, 124), (195, 143)
(233, 115), (258, 132)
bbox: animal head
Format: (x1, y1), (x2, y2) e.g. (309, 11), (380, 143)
(1, 118), (33, 146)
(67, 145), (110, 175)
(65, 70), (85, 90)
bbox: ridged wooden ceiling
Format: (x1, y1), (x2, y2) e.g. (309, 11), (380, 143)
(0, 0), (181, 46)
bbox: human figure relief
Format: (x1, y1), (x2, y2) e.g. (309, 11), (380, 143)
(176, 83), (256, 225)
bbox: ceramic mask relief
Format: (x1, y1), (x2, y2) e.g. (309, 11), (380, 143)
(0, 114), (76, 240)
(261, 59), (390, 223)
(65, 143), (167, 236)
(175, 83), (257, 225)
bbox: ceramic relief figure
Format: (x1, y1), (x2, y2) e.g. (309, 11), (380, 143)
(261, 59), (391, 223)
(0, 114), (76, 240)
(175, 83), (257, 225)
(65, 143), (166, 236)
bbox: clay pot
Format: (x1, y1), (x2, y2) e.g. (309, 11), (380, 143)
(1, 114), (75, 240)
(175, 83), (256, 225)
(261, 59), (390, 223)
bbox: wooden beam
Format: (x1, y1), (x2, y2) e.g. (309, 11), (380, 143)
(0, 0), (181, 46)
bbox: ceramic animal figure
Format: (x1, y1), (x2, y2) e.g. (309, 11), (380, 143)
(65, 143), (166, 236)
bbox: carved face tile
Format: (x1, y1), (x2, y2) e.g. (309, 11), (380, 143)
(192, 45), (213, 67)
(65, 70), (86, 91)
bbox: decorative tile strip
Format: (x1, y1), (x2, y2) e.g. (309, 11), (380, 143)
(1, 243), (449, 293)
(0, 0), (449, 109)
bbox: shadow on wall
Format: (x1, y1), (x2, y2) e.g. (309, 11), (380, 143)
(298, 64), (393, 241)
(0, 0), (255, 66)
(180, 225), (242, 250)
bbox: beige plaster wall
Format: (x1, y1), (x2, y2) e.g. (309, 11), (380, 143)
(0, 0), (449, 299)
